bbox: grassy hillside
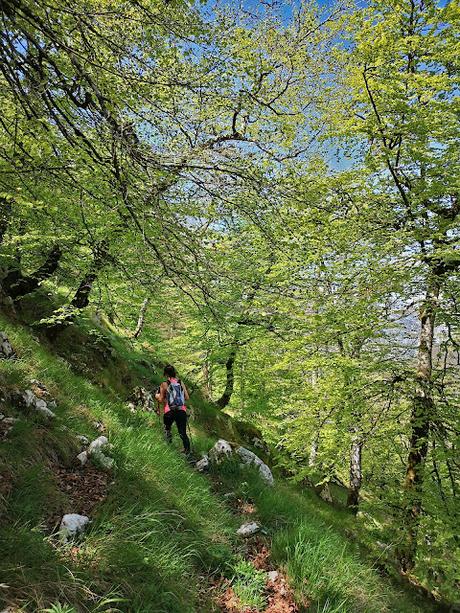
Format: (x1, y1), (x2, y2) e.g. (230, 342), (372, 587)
(0, 306), (444, 613)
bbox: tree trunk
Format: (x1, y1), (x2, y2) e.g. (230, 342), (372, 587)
(309, 435), (319, 467)
(216, 347), (237, 409)
(399, 280), (439, 571)
(346, 436), (363, 513)
(45, 241), (110, 339)
(202, 351), (212, 399)
(2, 244), (62, 299)
(70, 272), (98, 309)
(309, 372), (320, 468)
(133, 297), (150, 338)
(0, 197), (11, 244)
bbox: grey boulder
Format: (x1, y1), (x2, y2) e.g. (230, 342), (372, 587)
(59, 513), (90, 542)
(88, 435), (108, 454)
(235, 446), (274, 486)
(22, 389), (56, 419)
(208, 439), (233, 464)
(91, 449), (115, 471)
(236, 521), (260, 537)
(0, 332), (15, 359)
(195, 455), (210, 472)
(77, 450), (88, 466)
(85, 435), (114, 471)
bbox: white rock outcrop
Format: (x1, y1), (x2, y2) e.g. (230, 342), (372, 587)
(79, 435), (115, 471)
(77, 450), (88, 466)
(236, 521), (260, 537)
(0, 332), (15, 359)
(59, 513), (90, 542)
(91, 449), (114, 471)
(195, 455), (210, 472)
(208, 439), (233, 464)
(207, 439), (274, 486)
(22, 389), (56, 419)
(235, 446), (274, 487)
(88, 435), (108, 454)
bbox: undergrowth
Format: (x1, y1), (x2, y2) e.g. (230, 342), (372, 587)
(0, 308), (443, 612)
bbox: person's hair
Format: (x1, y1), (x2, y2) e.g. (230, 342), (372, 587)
(164, 364), (176, 379)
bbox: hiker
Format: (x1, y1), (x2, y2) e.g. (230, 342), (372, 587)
(155, 364), (191, 454)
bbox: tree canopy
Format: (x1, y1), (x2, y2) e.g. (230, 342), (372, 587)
(1, 0), (459, 603)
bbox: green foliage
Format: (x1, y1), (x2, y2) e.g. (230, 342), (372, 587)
(42, 605), (77, 613)
(0, 0), (458, 606)
(230, 558), (267, 610)
(0, 312), (234, 611)
(276, 522), (388, 613)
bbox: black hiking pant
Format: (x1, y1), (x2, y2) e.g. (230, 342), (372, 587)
(163, 409), (190, 453)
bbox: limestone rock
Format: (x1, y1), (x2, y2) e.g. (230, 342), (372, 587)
(21, 389), (56, 419)
(77, 450), (88, 466)
(86, 436), (114, 470)
(88, 435), (108, 455)
(208, 439), (233, 464)
(195, 455), (209, 472)
(267, 570), (279, 582)
(235, 446), (274, 486)
(91, 449), (114, 471)
(0, 332), (15, 359)
(30, 379), (51, 398)
(59, 513), (90, 542)
(236, 521), (260, 537)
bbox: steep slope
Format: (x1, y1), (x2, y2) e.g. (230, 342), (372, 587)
(0, 308), (444, 613)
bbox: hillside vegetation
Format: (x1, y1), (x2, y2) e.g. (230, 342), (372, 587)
(0, 300), (446, 612)
(1, 0), (458, 610)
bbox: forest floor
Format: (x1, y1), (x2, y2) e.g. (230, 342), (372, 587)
(0, 296), (448, 613)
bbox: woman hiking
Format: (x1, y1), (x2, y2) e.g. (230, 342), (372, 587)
(155, 365), (191, 455)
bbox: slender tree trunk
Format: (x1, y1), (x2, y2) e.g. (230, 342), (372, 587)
(133, 297), (150, 339)
(2, 244), (62, 299)
(45, 242), (110, 338)
(216, 347), (237, 409)
(347, 435), (363, 513)
(0, 197), (11, 245)
(71, 272), (97, 309)
(309, 435), (319, 467)
(399, 279), (439, 571)
(202, 351), (213, 399)
(309, 371), (320, 468)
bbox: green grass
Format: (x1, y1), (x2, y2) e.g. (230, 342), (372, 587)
(205, 460), (440, 613)
(275, 522), (387, 612)
(0, 312), (235, 612)
(230, 558), (267, 610)
(0, 306), (442, 613)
